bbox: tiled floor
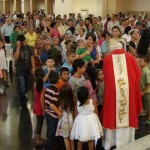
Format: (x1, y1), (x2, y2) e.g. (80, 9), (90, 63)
(0, 72), (150, 150)
(116, 135), (150, 150)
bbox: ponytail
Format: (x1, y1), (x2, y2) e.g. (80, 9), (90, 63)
(36, 76), (43, 93)
(35, 68), (45, 93)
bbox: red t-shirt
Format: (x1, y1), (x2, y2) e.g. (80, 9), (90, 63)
(33, 86), (43, 116)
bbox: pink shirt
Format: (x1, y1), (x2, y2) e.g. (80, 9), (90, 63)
(84, 80), (97, 103)
(98, 38), (104, 47)
(50, 28), (60, 38)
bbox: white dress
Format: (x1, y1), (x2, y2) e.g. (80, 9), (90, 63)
(70, 99), (103, 142)
(0, 49), (7, 70)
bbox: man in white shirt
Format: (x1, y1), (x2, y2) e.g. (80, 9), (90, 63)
(35, 15), (40, 29)
(1, 17), (14, 43)
(61, 33), (71, 55)
(75, 19), (87, 35)
(57, 19), (68, 37)
(107, 14), (120, 34)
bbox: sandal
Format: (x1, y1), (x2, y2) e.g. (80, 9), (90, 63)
(35, 140), (45, 148)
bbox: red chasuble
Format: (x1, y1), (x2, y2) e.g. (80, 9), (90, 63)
(101, 49), (142, 129)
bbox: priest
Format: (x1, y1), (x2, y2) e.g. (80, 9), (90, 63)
(101, 42), (142, 149)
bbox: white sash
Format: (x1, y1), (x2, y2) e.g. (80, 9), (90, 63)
(112, 54), (129, 128)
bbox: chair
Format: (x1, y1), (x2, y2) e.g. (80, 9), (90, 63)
(4, 44), (13, 72)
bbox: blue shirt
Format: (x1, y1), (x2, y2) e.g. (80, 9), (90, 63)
(1, 23), (14, 36)
(90, 47), (97, 60)
(61, 61), (73, 73)
(101, 41), (108, 53)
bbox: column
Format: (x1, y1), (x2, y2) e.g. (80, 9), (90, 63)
(3, 0), (6, 14)
(45, 0), (53, 17)
(14, 0), (17, 12)
(21, 0), (30, 14)
(102, 0), (108, 17)
(30, 0), (33, 13)
(107, 0), (116, 14)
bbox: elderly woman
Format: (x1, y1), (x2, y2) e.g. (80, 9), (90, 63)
(25, 26), (37, 47)
(49, 36), (62, 67)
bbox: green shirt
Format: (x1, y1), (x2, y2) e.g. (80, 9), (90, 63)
(140, 66), (150, 93)
(76, 48), (93, 63)
(10, 31), (22, 49)
(93, 24), (102, 33)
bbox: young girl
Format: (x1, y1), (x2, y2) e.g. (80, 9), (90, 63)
(0, 41), (8, 86)
(70, 86), (103, 150)
(84, 66), (98, 106)
(55, 84), (75, 150)
(69, 59), (86, 102)
(33, 68), (45, 147)
(96, 68), (104, 113)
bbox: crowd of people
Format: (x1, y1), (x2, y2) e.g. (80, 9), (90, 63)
(0, 10), (150, 150)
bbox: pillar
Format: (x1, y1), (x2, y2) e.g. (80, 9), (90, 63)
(45, 0), (53, 17)
(102, 0), (108, 17)
(30, 0), (33, 13)
(107, 0), (117, 14)
(3, 0), (6, 14)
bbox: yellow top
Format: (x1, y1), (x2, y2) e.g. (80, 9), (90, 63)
(25, 32), (37, 47)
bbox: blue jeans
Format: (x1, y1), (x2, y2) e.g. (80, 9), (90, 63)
(45, 113), (58, 150)
(16, 71), (30, 107)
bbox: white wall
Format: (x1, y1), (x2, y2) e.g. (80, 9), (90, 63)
(54, 0), (103, 18)
(37, 0), (45, 11)
(72, 0), (103, 18)
(54, 0), (72, 17)
(128, 0), (150, 11)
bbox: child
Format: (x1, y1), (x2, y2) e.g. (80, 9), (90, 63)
(57, 67), (70, 90)
(33, 68), (45, 147)
(44, 71), (62, 150)
(55, 84), (75, 150)
(139, 56), (150, 124)
(76, 40), (93, 64)
(43, 56), (56, 87)
(96, 68), (104, 113)
(69, 59), (86, 102)
(0, 41), (8, 86)
(70, 86), (103, 150)
(84, 66), (98, 106)
(62, 48), (76, 73)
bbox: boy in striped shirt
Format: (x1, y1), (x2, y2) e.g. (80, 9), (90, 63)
(44, 71), (62, 150)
